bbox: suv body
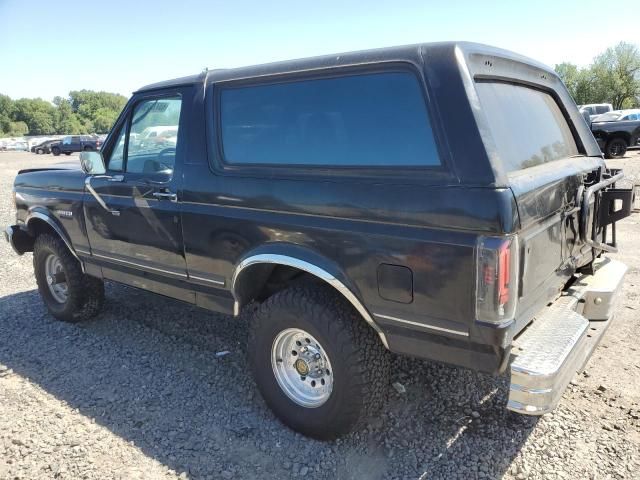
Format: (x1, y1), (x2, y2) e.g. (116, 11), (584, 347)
(579, 103), (613, 120)
(4, 42), (634, 438)
(591, 109), (640, 158)
(51, 135), (102, 156)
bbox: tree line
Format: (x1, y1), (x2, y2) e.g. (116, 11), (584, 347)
(555, 42), (640, 109)
(0, 90), (128, 137)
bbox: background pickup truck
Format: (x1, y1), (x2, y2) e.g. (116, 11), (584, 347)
(51, 135), (102, 156)
(4, 42), (635, 439)
(591, 109), (640, 158)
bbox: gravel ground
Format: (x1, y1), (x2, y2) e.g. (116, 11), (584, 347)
(0, 150), (639, 480)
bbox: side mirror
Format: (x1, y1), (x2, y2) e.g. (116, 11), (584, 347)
(80, 151), (106, 175)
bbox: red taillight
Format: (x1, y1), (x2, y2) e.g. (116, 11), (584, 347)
(497, 243), (510, 305)
(476, 236), (519, 324)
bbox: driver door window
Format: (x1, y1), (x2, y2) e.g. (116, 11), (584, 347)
(126, 96), (182, 175)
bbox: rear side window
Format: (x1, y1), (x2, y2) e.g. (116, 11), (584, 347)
(595, 105), (609, 114)
(476, 82), (578, 172)
(219, 71), (440, 167)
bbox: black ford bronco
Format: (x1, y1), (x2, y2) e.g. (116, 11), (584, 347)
(5, 42), (635, 439)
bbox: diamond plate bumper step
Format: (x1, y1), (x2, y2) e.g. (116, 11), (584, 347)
(507, 258), (627, 415)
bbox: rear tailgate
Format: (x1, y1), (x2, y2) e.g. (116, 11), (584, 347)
(472, 78), (607, 332)
(508, 157), (603, 330)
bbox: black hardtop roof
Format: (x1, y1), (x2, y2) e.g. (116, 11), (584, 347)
(135, 41), (553, 93)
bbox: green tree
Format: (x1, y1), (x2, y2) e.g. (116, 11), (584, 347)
(92, 107), (119, 133)
(55, 98), (85, 134)
(0, 90), (127, 136)
(591, 42), (640, 109)
(555, 62), (596, 105)
(0, 94), (15, 135)
(7, 121), (28, 136)
(69, 90), (127, 131)
(555, 42), (640, 109)
(12, 98), (57, 135)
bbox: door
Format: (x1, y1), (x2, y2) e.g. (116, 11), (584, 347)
(70, 136), (82, 152)
(84, 90), (188, 284)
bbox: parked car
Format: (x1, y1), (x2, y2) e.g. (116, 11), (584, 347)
(592, 109), (640, 122)
(591, 109), (640, 158)
(5, 141), (28, 151)
(4, 42), (634, 439)
(31, 139), (60, 155)
(50, 135), (102, 156)
(579, 103), (613, 121)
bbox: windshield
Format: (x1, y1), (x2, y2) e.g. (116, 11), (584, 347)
(594, 112), (622, 122)
(475, 82), (579, 172)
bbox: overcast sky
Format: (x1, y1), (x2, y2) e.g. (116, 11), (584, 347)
(1, 0), (637, 101)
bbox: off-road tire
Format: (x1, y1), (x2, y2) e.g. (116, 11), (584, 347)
(248, 284), (390, 440)
(604, 137), (628, 159)
(51, 147), (60, 156)
(33, 234), (104, 322)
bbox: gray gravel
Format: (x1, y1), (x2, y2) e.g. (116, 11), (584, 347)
(1, 151), (639, 479)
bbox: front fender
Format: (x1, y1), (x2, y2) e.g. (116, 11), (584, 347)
(26, 209), (82, 265)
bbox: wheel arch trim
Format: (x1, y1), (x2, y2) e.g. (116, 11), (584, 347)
(231, 253), (389, 349)
(26, 211), (84, 269)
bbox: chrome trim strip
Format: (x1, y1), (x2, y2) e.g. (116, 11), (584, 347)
(189, 274), (225, 287)
(373, 313), (470, 337)
(75, 248), (91, 256)
(84, 177), (121, 216)
(92, 252), (188, 278)
(232, 254), (389, 349)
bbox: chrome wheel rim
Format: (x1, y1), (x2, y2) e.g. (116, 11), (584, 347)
(271, 328), (333, 408)
(44, 253), (68, 303)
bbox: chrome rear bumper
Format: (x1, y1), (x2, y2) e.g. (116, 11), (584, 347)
(507, 258), (627, 415)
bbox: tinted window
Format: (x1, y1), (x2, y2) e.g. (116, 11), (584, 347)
(595, 105), (610, 114)
(106, 125), (126, 172)
(220, 72), (440, 167)
(126, 96), (182, 174)
(475, 82), (578, 172)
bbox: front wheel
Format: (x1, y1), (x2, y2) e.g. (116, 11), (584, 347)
(36, 148), (44, 154)
(51, 147), (60, 156)
(248, 285), (390, 439)
(33, 234), (104, 322)
(605, 137), (628, 159)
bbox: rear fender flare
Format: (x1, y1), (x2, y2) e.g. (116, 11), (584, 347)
(231, 244), (389, 349)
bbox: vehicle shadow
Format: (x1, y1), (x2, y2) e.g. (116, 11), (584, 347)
(0, 285), (538, 479)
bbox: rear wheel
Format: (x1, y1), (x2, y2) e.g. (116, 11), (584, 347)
(64, 152), (71, 156)
(248, 284), (389, 439)
(36, 148), (44, 154)
(33, 234), (104, 322)
(83, 145), (92, 151)
(605, 137), (628, 159)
